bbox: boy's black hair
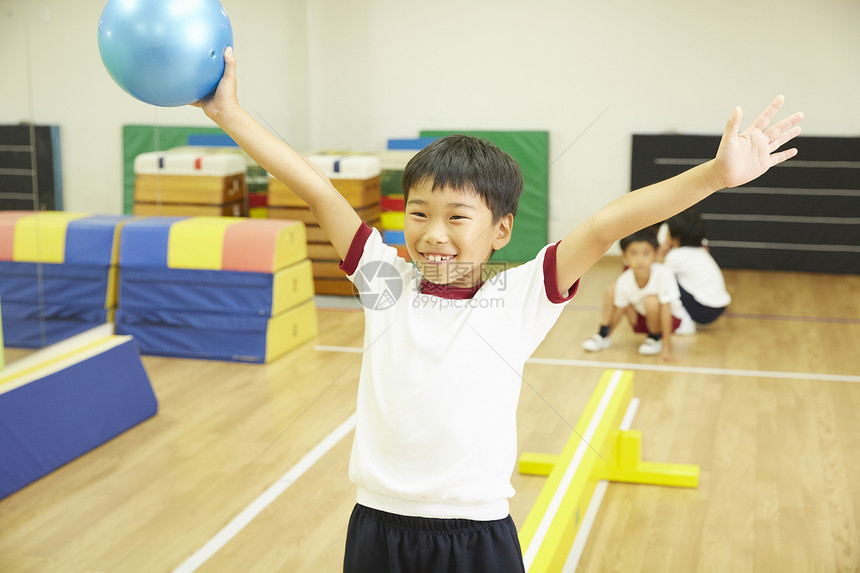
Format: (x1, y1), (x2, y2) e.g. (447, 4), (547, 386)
(619, 228), (659, 252)
(666, 208), (706, 247)
(401, 135), (523, 221)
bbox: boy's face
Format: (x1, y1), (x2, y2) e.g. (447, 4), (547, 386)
(622, 241), (657, 274)
(404, 179), (512, 288)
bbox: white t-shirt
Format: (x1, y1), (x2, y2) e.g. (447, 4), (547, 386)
(614, 262), (684, 318)
(663, 246), (731, 309)
(339, 223), (576, 521)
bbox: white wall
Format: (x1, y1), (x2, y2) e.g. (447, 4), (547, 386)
(2, 0), (859, 242)
(305, 0), (860, 242)
(0, 0), (310, 214)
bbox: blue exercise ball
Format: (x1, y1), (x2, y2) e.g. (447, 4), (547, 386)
(98, 0), (233, 107)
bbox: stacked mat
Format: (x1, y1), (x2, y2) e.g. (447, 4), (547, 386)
(268, 155), (382, 296)
(133, 150), (248, 217)
(0, 211), (125, 348)
(115, 217), (317, 363)
(0, 293), (4, 370)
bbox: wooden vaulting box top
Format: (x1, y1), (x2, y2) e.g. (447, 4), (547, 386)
(133, 150), (246, 177)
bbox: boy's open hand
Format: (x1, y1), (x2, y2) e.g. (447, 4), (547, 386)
(710, 95), (804, 190)
(191, 46), (239, 122)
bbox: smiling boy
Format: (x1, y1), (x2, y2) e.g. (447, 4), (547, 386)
(196, 47), (803, 573)
(400, 134), (518, 288)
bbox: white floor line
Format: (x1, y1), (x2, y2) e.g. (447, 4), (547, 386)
(561, 398), (639, 573)
(313, 345), (860, 383)
(171, 414), (357, 573)
(315, 344), (363, 354)
(560, 480), (607, 572)
(526, 357), (860, 383)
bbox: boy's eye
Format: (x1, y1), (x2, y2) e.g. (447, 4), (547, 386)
(410, 212), (426, 218)
(450, 215), (467, 220)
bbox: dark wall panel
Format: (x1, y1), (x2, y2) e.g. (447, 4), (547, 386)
(632, 134), (860, 274)
(0, 125), (62, 211)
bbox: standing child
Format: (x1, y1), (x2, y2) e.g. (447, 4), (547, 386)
(658, 208), (732, 329)
(581, 229), (689, 361)
(196, 47), (802, 573)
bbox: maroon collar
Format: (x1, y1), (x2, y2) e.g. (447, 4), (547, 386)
(420, 279), (484, 300)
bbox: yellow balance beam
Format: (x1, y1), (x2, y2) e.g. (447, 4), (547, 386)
(517, 369), (699, 573)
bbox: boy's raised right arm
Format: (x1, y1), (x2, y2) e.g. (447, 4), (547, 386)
(554, 96), (803, 294)
(195, 47), (362, 260)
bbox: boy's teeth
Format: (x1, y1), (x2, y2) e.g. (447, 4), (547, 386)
(426, 254), (453, 262)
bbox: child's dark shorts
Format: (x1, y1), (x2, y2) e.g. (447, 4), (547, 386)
(678, 283), (727, 324)
(343, 504), (526, 573)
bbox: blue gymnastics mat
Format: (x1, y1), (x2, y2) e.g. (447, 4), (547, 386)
(0, 330), (158, 499)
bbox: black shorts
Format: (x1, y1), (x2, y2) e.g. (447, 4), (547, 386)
(343, 504), (526, 573)
(678, 283), (726, 325)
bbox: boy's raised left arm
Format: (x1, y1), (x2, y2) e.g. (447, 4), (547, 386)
(554, 96), (803, 294)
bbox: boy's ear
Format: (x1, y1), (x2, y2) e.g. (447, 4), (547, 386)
(492, 213), (514, 251)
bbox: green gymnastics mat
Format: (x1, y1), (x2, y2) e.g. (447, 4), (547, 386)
(420, 130), (549, 263)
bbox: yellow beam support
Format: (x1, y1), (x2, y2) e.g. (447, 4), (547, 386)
(518, 370), (633, 573)
(517, 370), (700, 573)
(603, 430), (699, 488)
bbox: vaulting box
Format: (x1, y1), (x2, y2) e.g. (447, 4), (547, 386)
(132, 201), (245, 217)
(267, 155), (381, 209)
(133, 150), (248, 218)
(267, 155), (381, 296)
(269, 176), (381, 209)
(133, 151), (247, 205)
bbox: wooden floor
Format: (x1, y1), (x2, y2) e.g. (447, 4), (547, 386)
(2, 257), (859, 572)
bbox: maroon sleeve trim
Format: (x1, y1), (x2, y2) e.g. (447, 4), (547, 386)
(338, 222), (373, 275)
(543, 241), (579, 304)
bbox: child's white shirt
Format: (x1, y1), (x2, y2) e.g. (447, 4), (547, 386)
(613, 262), (685, 318)
(340, 224), (575, 521)
(663, 246), (732, 308)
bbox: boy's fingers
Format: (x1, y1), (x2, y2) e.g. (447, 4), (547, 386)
(751, 94), (785, 131)
(721, 106), (742, 142)
(769, 125), (802, 151)
(764, 112), (804, 141)
(222, 46), (236, 79)
(769, 147), (798, 167)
